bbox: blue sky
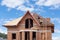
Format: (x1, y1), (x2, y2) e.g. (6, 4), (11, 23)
(0, 0), (60, 40)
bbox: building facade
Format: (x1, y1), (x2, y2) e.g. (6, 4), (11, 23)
(3, 11), (54, 40)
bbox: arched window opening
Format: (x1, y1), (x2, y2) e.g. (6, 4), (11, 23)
(25, 19), (33, 28)
(25, 19), (29, 28)
(30, 19), (33, 28)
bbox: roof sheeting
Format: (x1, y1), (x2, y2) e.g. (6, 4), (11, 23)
(3, 17), (22, 26)
(3, 11), (40, 26)
(3, 11), (54, 27)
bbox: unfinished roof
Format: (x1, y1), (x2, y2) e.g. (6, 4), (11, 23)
(3, 11), (40, 26)
(3, 17), (22, 26)
(3, 11), (54, 27)
(3, 11), (54, 33)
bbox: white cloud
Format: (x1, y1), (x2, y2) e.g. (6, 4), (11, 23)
(51, 18), (60, 24)
(17, 5), (34, 12)
(44, 0), (60, 6)
(0, 18), (16, 34)
(1, 0), (24, 8)
(36, 0), (46, 6)
(0, 18), (16, 25)
(52, 36), (60, 40)
(0, 29), (3, 33)
(1, 0), (34, 11)
(54, 29), (60, 33)
(36, 0), (60, 9)
(1, 0), (60, 11)
(0, 29), (7, 34)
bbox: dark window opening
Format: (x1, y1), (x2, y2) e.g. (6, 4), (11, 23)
(25, 32), (30, 40)
(32, 32), (36, 40)
(30, 19), (33, 28)
(40, 22), (42, 24)
(25, 19), (29, 28)
(12, 33), (16, 39)
(20, 32), (22, 40)
(25, 19), (33, 28)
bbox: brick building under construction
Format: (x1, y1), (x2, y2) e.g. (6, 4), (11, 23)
(3, 11), (54, 40)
